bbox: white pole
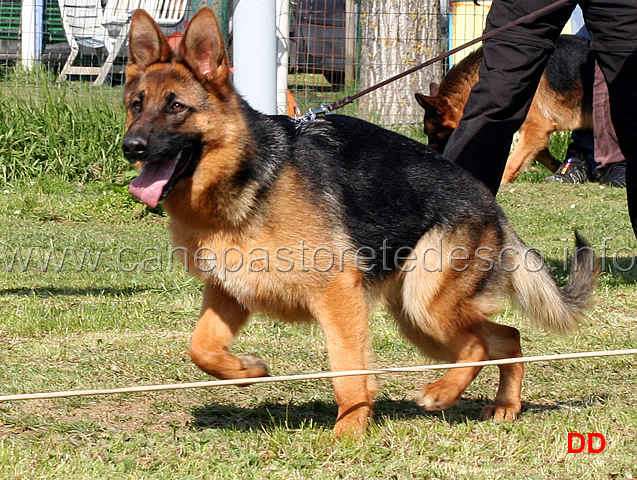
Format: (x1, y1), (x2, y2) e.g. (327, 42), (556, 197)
(35, 0), (43, 60)
(20, 0), (37, 69)
(345, 0), (356, 85)
(275, 0), (290, 115)
(233, 0), (277, 115)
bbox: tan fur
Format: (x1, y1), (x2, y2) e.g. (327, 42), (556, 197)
(397, 226), (503, 348)
(124, 9), (598, 437)
(168, 166), (356, 319)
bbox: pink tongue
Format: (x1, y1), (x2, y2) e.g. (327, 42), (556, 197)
(129, 156), (180, 208)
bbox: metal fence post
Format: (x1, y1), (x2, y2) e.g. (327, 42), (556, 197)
(233, 0), (277, 115)
(275, 0), (289, 115)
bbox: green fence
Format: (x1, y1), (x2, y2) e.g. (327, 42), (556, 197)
(44, 0), (66, 44)
(0, 0), (65, 43)
(0, 0), (21, 40)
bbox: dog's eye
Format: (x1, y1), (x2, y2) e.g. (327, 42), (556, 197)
(131, 99), (142, 113)
(170, 102), (186, 112)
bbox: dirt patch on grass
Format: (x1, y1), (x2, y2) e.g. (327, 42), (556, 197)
(4, 396), (198, 434)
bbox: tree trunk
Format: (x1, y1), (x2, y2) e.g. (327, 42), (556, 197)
(358, 0), (442, 124)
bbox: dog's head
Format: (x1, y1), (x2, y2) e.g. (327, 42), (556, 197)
(122, 8), (236, 208)
(415, 88), (458, 153)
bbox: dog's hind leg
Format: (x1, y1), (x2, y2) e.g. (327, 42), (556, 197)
(388, 295), (486, 412)
(502, 106), (557, 183)
(395, 226), (521, 417)
(415, 321), (523, 421)
(312, 272), (374, 437)
(402, 309), (523, 420)
(415, 325), (489, 412)
(189, 283), (269, 381)
(396, 282), (492, 412)
(479, 321), (523, 421)
(386, 297), (479, 411)
(396, 229), (498, 413)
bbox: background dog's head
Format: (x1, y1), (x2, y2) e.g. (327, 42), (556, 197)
(415, 87), (458, 153)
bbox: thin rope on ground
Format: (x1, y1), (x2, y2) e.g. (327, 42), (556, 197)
(1, 348), (635, 403)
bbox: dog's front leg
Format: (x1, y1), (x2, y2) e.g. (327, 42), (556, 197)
(190, 283), (268, 380)
(314, 275), (374, 438)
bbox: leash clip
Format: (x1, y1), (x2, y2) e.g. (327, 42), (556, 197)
(294, 103), (332, 128)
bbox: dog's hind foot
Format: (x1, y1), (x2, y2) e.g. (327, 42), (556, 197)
(480, 402), (521, 422)
(416, 381), (463, 412)
(415, 362), (484, 412)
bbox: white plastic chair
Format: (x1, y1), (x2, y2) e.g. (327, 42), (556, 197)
(102, 0), (157, 28)
(96, 0), (157, 84)
(58, 0), (156, 85)
(57, 0), (186, 85)
(57, 0), (112, 83)
(153, 0), (188, 25)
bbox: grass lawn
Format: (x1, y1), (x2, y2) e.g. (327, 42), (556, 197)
(0, 82), (635, 479)
(0, 176), (635, 479)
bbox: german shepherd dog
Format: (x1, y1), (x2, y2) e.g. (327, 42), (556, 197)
(415, 35), (594, 183)
(123, 8), (598, 436)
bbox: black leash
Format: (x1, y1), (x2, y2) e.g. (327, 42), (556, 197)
(295, 0), (570, 124)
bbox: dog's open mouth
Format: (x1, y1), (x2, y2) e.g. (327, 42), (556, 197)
(129, 146), (199, 208)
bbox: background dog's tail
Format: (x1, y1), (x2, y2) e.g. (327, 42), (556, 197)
(506, 228), (599, 333)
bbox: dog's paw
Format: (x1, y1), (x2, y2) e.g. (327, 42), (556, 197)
(415, 384), (458, 412)
(237, 353), (269, 379)
(333, 407), (371, 439)
(480, 403), (521, 422)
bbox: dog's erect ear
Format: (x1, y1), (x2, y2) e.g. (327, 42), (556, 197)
(415, 93), (443, 117)
(128, 9), (172, 70)
(179, 7), (229, 85)
(429, 82), (440, 96)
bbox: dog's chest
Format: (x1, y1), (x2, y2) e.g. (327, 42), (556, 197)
(169, 224), (340, 316)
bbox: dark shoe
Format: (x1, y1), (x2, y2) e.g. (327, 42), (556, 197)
(598, 161), (627, 188)
(546, 155), (596, 184)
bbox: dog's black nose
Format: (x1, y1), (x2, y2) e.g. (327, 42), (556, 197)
(122, 136), (148, 162)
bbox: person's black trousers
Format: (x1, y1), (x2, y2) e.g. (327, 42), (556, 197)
(443, 0), (637, 235)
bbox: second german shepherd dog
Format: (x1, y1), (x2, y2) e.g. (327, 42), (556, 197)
(416, 36), (594, 183)
(123, 8), (598, 436)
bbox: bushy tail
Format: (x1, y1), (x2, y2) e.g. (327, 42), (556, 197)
(507, 228), (599, 333)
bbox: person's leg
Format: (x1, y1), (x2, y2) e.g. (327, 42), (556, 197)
(582, 0), (637, 233)
(443, 0), (575, 195)
(593, 62), (626, 187)
(593, 63), (624, 170)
